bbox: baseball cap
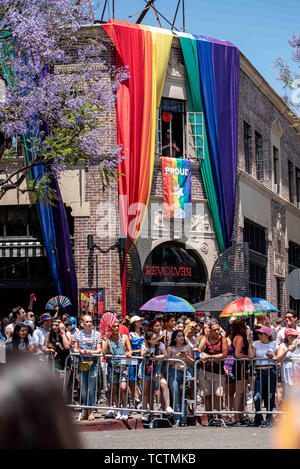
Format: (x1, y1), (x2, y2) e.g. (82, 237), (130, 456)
(68, 316), (77, 328)
(284, 328), (300, 337)
(129, 315), (143, 324)
(257, 326), (272, 336)
(40, 313), (52, 322)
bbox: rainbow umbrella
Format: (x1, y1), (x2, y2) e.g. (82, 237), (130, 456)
(140, 295), (195, 313)
(220, 297), (277, 318)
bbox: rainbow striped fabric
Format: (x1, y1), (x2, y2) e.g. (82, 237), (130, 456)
(162, 157), (192, 219)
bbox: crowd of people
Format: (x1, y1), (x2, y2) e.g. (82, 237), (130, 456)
(1, 306), (300, 428)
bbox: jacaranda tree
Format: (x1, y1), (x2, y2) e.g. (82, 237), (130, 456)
(0, 0), (127, 201)
(274, 33), (300, 132)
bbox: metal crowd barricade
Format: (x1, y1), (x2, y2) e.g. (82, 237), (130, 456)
(193, 357), (300, 426)
(63, 353), (188, 426)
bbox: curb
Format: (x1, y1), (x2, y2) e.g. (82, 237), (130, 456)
(76, 415), (203, 432)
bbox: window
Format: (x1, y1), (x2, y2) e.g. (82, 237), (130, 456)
(158, 98), (185, 158)
(288, 161), (294, 203)
(296, 168), (300, 209)
(249, 263), (266, 298)
(288, 241), (300, 314)
(244, 121), (252, 174)
(255, 131), (263, 180)
(277, 277), (283, 317)
(244, 219), (267, 255)
(273, 146), (280, 192)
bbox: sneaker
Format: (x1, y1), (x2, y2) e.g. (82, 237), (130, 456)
(247, 392), (253, 405)
(141, 412), (150, 422)
(115, 411), (123, 420)
(232, 419), (247, 427)
(121, 410), (128, 420)
(105, 409), (115, 419)
(79, 410), (88, 421)
(166, 406), (174, 414)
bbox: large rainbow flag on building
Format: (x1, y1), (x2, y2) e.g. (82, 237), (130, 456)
(102, 19), (240, 315)
(162, 157), (191, 219)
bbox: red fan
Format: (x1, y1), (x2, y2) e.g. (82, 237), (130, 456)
(100, 312), (116, 338)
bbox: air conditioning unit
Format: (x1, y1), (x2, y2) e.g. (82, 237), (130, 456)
(274, 184), (280, 194)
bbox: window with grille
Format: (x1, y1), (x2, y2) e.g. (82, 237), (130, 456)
(273, 146), (280, 193)
(296, 167), (300, 209)
(244, 219), (267, 255)
(244, 121), (252, 174)
(288, 161), (294, 203)
(288, 241), (300, 314)
(187, 112), (204, 160)
(255, 131), (270, 181)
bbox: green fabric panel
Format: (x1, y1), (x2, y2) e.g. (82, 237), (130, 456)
(179, 35), (225, 252)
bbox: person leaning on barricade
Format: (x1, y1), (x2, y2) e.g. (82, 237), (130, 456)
(167, 329), (194, 427)
(73, 314), (102, 421)
(248, 325), (277, 427)
(102, 319), (132, 421)
(43, 319), (72, 391)
(198, 321), (228, 424)
(276, 328), (300, 401)
(31, 313), (52, 360)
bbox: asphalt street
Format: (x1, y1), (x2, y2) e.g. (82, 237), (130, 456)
(80, 426), (275, 450)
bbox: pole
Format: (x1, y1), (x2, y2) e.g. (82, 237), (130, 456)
(182, 0), (185, 32)
(96, 254), (99, 319)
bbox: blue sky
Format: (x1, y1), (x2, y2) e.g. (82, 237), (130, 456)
(96, 0), (300, 99)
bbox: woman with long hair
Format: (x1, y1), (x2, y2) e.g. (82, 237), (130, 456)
(5, 323), (32, 353)
(43, 319), (72, 388)
(229, 319), (250, 425)
(276, 329), (300, 401)
(167, 329), (194, 426)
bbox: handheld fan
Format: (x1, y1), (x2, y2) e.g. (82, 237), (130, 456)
(100, 312), (117, 338)
(45, 296), (72, 310)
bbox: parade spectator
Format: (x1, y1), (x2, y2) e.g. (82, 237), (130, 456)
(248, 325), (277, 427)
(31, 313), (52, 359)
(43, 319), (72, 388)
(5, 306), (26, 339)
(24, 311), (35, 331)
(161, 313), (176, 347)
(275, 318), (285, 335)
(184, 321), (199, 414)
(229, 319), (250, 425)
(276, 311), (300, 349)
(198, 322), (228, 419)
(115, 312), (130, 338)
(128, 315), (145, 408)
(142, 320), (151, 334)
(264, 315), (277, 340)
(276, 329), (300, 400)
(167, 330), (194, 426)
(150, 317), (163, 341)
(139, 331), (171, 421)
(102, 320), (132, 420)
(224, 319), (236, 424)
(5, 323), (33, 353)
(252, 313), (267, 341)
(176, 319), (184, 331)
(0, 354), (79, 449)
(73, 314), (102, 421)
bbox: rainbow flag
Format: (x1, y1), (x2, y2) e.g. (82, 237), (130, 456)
(162, 157), (191, 219)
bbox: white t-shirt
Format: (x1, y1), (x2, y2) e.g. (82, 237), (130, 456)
(141, 342), (165, 355)
(73, 329), (102, 352)
(32, 327), (48, 351)
(276, 326), (300, 348)
(253, 340), (276, 366)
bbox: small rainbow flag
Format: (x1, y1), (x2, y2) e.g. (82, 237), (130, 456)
(162, 157), (191, 219)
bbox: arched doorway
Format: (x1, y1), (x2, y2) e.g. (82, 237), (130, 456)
(142, 241), (207, 305)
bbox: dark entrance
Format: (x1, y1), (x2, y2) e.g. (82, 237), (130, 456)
(142, 241), (207, 306)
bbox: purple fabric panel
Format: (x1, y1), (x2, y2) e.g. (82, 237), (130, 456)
(52, 180), (78, 313)
(210, 41), (240, 243)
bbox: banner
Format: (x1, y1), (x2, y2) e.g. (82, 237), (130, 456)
(162, 157), (191, 219)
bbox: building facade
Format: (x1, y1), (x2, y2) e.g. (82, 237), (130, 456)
(0, 24), (299, 318)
